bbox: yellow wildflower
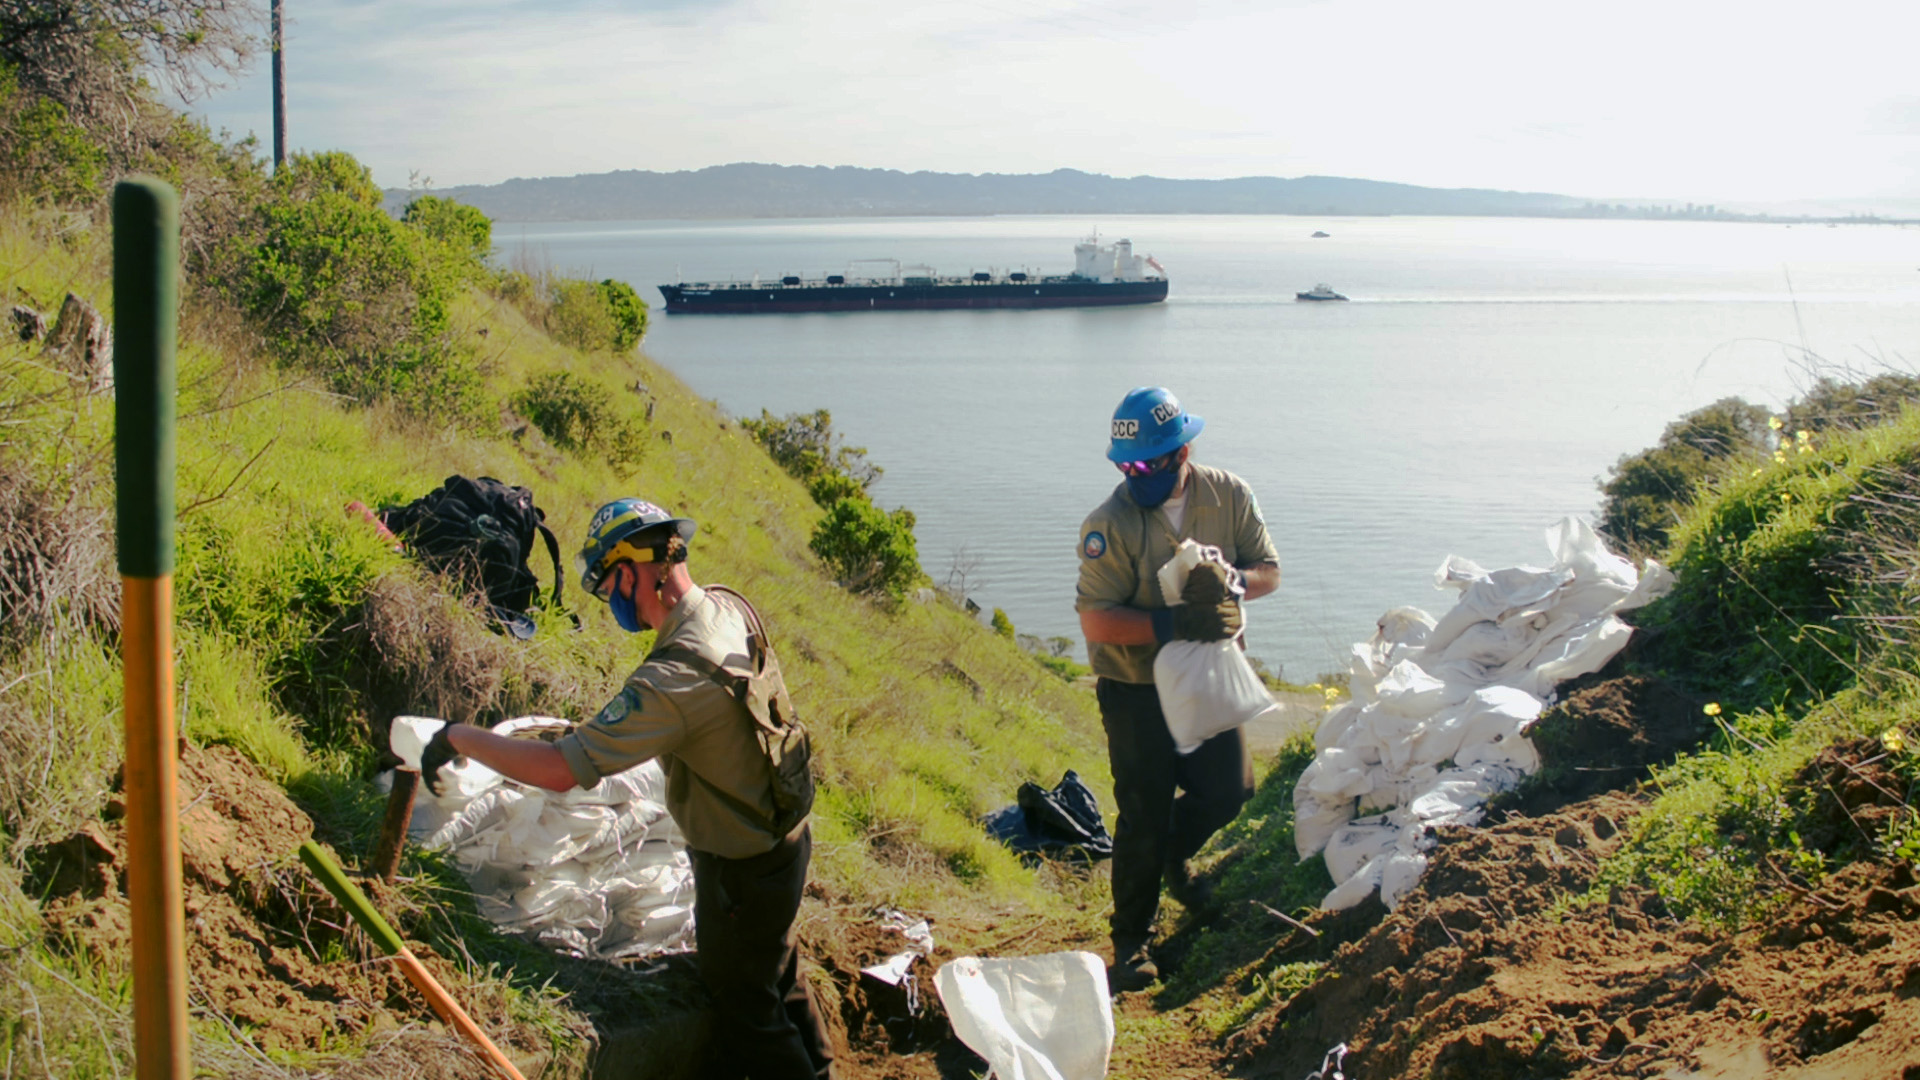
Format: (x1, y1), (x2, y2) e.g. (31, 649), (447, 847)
(1768, 415), (1784, 431)
(1795, 429), (1811, 443)
(1797, 443), (1812, 454)
(1781, 492), (1793, 503)
(1885, 727), (1907, 753)
(1704, 702), (1722, 716)
(1773, 450), (1787, 463)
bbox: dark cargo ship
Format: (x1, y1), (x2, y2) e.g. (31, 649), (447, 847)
(658, 237), (1168, 314)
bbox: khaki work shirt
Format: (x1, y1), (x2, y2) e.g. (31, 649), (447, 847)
(1075, 462), (1280, 684)
(555, 585), (786, 858)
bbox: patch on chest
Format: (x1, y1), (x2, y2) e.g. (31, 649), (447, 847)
(1082, 531), (1107, 559)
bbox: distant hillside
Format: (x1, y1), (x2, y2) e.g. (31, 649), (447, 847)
(389, 164), (1590, 222)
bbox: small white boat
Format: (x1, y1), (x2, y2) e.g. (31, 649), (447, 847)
(1296, 283), (1348, 302)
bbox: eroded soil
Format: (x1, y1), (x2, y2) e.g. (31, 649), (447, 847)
(30, 744), (562, 1075)
(1224, 685), (1920, 1080)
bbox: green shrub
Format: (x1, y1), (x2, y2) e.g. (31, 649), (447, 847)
(991, 608), (1015, 639)
(810, 499), (924, 598)
(234, 151), (482, 422)
(1598, 397), (1772, 557)
(546, 279), (607, 352)
(806, 471), (865, 508)
(402, 194), (493, 266)
(1785, 373), (1920, 434)
(740, 408), (881, 503)
(514, 370), (647, 466)
(0, 88), (106, 204)
(597, 278), (647, 351)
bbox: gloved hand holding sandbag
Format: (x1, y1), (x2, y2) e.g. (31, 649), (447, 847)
(390, 715), (462, 796)
(1170, 561), (1242, 641)
(1151, 541), (1278, 754)
(419, 723), (461, 797)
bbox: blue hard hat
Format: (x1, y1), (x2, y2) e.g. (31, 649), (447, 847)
(576, 497), (697, 594)
(1106, 386), (1204, 463)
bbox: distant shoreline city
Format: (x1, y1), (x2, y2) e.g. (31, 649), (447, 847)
(385, 163), (1919, 226)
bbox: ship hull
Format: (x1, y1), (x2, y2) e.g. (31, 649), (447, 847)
(659, 279), (1168, 314)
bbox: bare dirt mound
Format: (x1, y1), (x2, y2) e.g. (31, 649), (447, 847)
(29, 744), (556, 1073)
(1229, 739), (1920, 1080)
(1497, 673), (1710, 818)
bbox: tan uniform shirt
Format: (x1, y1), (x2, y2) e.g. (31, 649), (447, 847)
(555, 585), (785, 859)
(1075, 462), (1280, 684)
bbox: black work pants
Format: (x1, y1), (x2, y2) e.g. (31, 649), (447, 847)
(689, 826), (834, 1080)
(1097, 677), (1254, 949)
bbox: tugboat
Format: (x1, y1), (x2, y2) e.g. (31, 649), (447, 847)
(1296, 283), (1348, 302)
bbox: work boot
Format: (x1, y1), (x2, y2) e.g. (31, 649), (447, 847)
(1108, 941), (1160, 993)
(1164, 859), (1215, 911)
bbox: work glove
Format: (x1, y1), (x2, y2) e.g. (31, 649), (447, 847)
(1170, 596), (1243, 642)
(1181, 561), (1240, 606)
(420, 722), (461, 797)
(1169, 561), (1243, 642)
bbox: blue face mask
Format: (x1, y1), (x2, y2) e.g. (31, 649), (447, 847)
(1126, 466), (1181, 509)
(610, 587), (644, 633)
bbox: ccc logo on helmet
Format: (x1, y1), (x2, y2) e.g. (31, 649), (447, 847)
(1112, 419), (1139, 439)
(1150, 402), (1181, 425)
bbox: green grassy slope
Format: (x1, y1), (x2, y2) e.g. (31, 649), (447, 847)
(0, 206), (1112, 1073)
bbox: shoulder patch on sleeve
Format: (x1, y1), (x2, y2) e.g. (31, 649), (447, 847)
(1082, 530), (1107, 559)
(592, 686), (638, 727)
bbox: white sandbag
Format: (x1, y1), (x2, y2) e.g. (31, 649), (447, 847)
(1372, 660), (1466, 719)
(1375, 607), (1437, 652)
(1307, 746), (1373, 798)
(936, 952), (1114, 1080)
(1313, 702), (1361, 752)
(1296, 517), (1673, 913)
(389, 715), (444, 770)
(1378, 849), (1430, 909)
(1506, 616), (1634, 699)
(393, 715), (692, 963)
(1321, 855), (1385, 911)
(1322, 816), (1402, 885)
(1411, 686), (1543, 767)
(1151, 541), (1278, 754)
(1292, 760), (1355, 859)
(1153, 639), (1281, 754)
(1355, 762), (1439, 815)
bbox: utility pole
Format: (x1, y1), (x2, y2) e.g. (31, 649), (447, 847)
(271, 0), (286, 170)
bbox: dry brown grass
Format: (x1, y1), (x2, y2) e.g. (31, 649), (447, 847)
(343, 572), (589, 739)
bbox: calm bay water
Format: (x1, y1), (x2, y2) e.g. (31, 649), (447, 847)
(505, 215), (1920, 681)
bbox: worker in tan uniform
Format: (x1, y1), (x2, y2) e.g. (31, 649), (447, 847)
(1076, 386), (1281, 991)
(420, 497), (834, 1080)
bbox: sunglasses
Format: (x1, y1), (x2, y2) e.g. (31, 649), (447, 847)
(1116, 451), (1179, 478)
(589, 539), (667, 601)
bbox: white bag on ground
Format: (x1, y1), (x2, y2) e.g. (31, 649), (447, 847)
(1292, 517), (1675, 911)
(1151, 541), (1279, 754)
(390, 715), (694, 961)
(935, 952), (1114, 1080)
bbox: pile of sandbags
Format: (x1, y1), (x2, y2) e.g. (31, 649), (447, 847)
(1294, 518), (1674, 911)
(396, 716), (696, 961)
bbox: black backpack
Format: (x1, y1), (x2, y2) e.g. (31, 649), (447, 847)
(649, 586), (815, 836)
(379, 475), (566, 635)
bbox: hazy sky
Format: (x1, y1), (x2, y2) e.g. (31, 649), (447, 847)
(187, 0), (1920, 204)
